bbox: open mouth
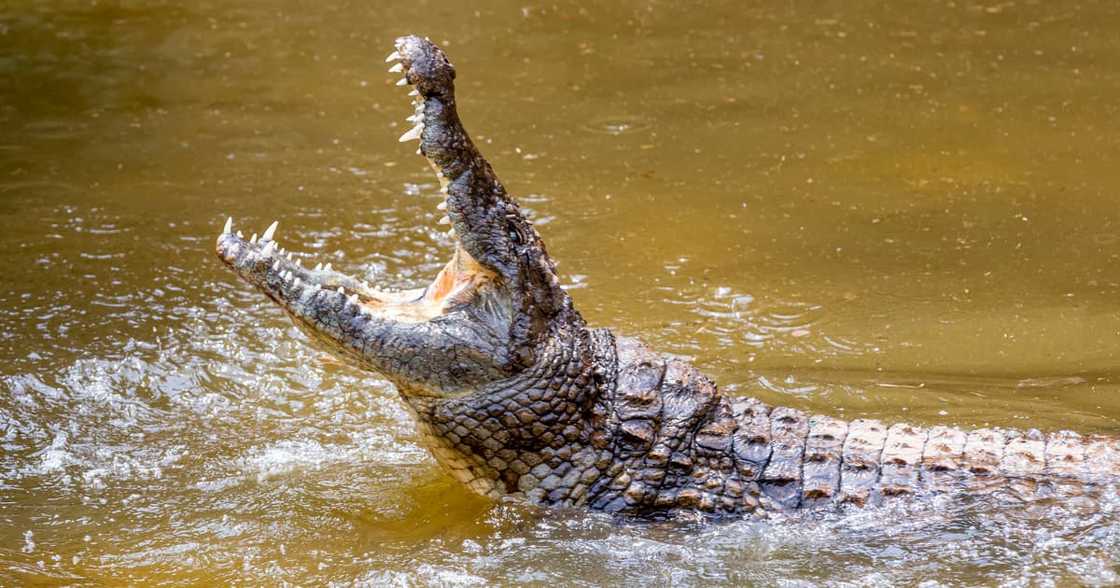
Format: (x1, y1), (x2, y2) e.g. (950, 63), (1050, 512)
(214, 39), (493, 326)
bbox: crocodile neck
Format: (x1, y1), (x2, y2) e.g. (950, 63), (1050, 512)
(405, 330), (761, 518)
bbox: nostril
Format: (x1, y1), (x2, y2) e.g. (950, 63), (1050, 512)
(393, 35), (457, 95)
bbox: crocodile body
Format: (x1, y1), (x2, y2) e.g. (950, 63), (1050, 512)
(215, 36), (1120, 519)
(408, 331), (1119, 517)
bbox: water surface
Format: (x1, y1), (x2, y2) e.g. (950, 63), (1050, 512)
(3, 0), (1120, 585)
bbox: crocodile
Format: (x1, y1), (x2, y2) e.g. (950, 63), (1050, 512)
(215, 35), (1120, 519)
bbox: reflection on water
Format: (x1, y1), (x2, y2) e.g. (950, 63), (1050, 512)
(3, 0), (1120, 585)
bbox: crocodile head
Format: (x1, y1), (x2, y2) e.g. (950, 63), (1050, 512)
(216, 35), (581, 400)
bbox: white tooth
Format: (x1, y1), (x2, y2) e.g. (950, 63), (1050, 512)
(438, 215), (451, 225)
(396, 78), (409, 86)
(324, 263), (332, 272)
(286, 252), (293, 261)
(272, 260), (280, 270)
(250, 233), (258, 244)
(398, 124), (423, 142)
(337, 287), (345, 295)
(262, 241), (276, 255)
(447, 227), (456, 237)
(223, 217), (233, 234)
(416, 148), (422, 155)
(262, 220), (278, 241)
(407, 113), (423, 123)
(385, 50), (402, 62)
(314, 262), (323, 271)
(237, 230), (244, 238)
(388, 63), (404, 73)
(279, 248), (286, 255)
(408, 89), (419, 96)
(436, 201), (447, 210)
(294, 277), (301, 288)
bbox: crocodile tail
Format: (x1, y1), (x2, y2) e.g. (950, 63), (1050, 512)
(730, 398), (1120, 510)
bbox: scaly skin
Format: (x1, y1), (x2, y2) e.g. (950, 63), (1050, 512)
(216, 36), (1120, 519)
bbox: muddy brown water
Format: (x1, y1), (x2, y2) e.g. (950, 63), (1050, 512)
(3, 1), (1120, 585)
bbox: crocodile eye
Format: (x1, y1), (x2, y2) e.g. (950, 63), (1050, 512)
(505, 212), (532, 246)
(508, 221), (531, 246)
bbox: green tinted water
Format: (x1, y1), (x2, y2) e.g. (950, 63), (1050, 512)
(3, 1), (1120, 585)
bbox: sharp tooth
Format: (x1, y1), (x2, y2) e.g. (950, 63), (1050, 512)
(407, 113), (423, 123)
(385, 50), (402, 62)
(396, 78), (409, 86)
(447, 227), (456, 238)
(438, 215), (451, 225)
(398, 125), (423, 142)
(223, 217), (233, 234)
(337, 287), (345, 295)
(314, 263), (323, 271)
(388, 63), (404, 73)
(262, 241), (276, 255)
(236, 230), (244, 238)
(436, 201), (447, 210)
(262, 220), (278, 241)
(272, 260), (280, 270)
(408, 89), (419, 96)
(324, 263), (332, 272)
(250, 233), (258, 244)
(286, 252), (293, 261)
(416, 148), (422, 155)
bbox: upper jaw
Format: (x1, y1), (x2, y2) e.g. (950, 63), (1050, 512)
(387, 36), (540, 280)
(387, 36), (574, 346)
